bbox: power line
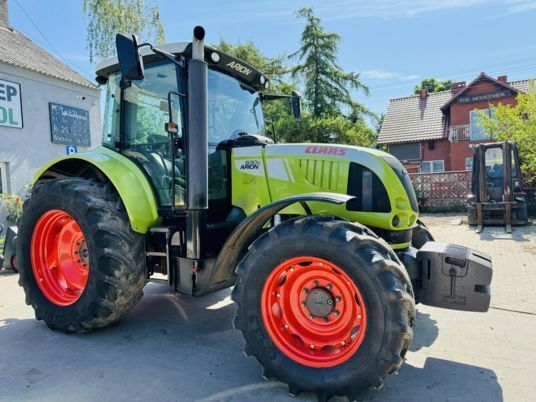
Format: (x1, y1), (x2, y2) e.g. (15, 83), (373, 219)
(13, 0), (69, 65)
(12, 0), (93, 78)
(367, 55), (536, 92)
(363, 56), (536, 99)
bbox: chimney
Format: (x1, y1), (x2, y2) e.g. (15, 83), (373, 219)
(0, 0), (8, 28)
(451, 81), (466, 96)
(419, 87), (428, 100)
(497, 75), (508, 83)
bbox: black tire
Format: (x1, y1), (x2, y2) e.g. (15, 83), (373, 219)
(411, 219), (434, 249)
(232, 216), (415, 401)
(10, 254), (18, 273)
(17, 178), (146, 333)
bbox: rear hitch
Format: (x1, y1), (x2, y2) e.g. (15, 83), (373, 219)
(416, 242), (492, 312)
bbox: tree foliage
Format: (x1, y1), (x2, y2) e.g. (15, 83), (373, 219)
(213, 40), (299, 124)
(291, 7), (372, 121)
(214, 39), (288, 80)
(275, 115), (377, 146)
(83, 0), (165, 63)
(477, 82), (536, 184)
(414, 78), (453, 94)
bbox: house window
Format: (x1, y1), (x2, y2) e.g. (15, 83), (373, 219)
(388, 142), (421, 161)
(0, 162), (10, 193)
(465, 156), (474, 171)
(469, 108), (494, 141)
(420, 160), (444, 173)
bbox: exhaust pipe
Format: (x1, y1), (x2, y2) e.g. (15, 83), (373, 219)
(187, 26), (208, 210)
(185, 26), (208, 260)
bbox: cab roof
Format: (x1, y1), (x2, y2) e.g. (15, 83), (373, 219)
(95, 42), (269, 91)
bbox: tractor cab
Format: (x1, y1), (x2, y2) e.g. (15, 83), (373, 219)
(96, 33), (300, 219)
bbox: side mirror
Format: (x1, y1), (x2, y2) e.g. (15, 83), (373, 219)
(166, 91), (184, 138)
(291, 90), (302, 119)
(116, 33), (144, 80)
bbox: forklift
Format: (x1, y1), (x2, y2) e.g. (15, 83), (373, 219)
(468, 141), (528, 232)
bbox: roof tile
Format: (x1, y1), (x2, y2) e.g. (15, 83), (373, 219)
(378, 80), (532, 144)
(0, 26), (96, 89)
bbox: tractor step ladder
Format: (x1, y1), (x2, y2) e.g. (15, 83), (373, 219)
(146, 226), (174, 285)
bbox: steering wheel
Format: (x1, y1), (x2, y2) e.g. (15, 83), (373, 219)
(146, 133), (170, 153)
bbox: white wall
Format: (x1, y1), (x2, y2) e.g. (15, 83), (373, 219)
(0, 63), (101, 198)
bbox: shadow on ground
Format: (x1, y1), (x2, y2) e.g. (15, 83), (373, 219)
(410, 310), (439, 351)
(0, 284), (502, 402)
(476, 225), (532, 243)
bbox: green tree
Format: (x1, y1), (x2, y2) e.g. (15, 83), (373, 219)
(214, 39), (288, 80)
(276, 115), (377, 146)
(375, 113), (385, 133)
(477, 81), (536, 184)
(83, 0), (165, 63)
(214, 39), (298, 129)
(291, 7), (372, 120)
(414, 78), (453, 94)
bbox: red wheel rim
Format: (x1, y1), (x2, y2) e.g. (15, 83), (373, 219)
(30, 210), (89, 306)
(261, 256), (367, 368)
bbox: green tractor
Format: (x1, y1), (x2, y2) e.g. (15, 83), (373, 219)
(17, 27), (492, 400)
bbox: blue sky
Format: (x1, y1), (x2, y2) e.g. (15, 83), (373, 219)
(6, 0), (536, 115)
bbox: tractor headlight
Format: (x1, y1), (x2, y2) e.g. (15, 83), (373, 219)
(260, 75), (266, 85)
(210, 52), (220, 63)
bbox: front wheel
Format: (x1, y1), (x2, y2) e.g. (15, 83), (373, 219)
(17, 179), (146, 333)
(411, 219), (434, 249)
(232, 216), (415, 401)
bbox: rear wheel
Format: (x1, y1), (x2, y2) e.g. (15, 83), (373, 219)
(232, 216), (415, 401)
(17, 179), (146, 332)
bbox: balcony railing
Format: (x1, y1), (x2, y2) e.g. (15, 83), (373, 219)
(449, 125), (470, 142)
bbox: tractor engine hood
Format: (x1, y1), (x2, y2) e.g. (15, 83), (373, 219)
(237, 143), (420, 243)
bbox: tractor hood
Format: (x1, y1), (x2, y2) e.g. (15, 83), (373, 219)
(231, 143), (419, 246)
(264, 144), (418, 212)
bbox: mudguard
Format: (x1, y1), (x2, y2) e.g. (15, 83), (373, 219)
(208, 192), (353, 290)
(33, 146), (159, 233)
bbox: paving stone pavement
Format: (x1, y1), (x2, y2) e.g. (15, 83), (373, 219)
(419, 214), (536, 315)
(0, 216), (535, 402)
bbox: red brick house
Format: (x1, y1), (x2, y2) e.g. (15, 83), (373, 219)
(378, 73), (532, 173)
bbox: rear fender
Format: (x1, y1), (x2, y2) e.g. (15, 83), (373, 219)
(33, 147), (159, 233)
(208, 192), (353, 291)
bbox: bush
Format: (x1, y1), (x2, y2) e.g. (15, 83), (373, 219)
(1, 193), (23, 223)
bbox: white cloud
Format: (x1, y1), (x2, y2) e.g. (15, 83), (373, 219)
(506, 0), (536, 13)
(194, 0), (496, 22)
(317, 0), (491, 19)
(189, 0), (536, 25)
(361, 70), (419, 81)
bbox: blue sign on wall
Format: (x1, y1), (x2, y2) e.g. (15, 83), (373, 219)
(49, 103), (90, 147)
(66, 145), (78, 155)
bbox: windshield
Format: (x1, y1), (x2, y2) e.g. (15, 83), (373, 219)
(208, 69), (265, 146)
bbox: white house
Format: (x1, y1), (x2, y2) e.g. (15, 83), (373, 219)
(0, 0), (100, 207)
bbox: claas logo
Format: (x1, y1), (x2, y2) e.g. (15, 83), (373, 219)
(305, 146), (346, 156)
